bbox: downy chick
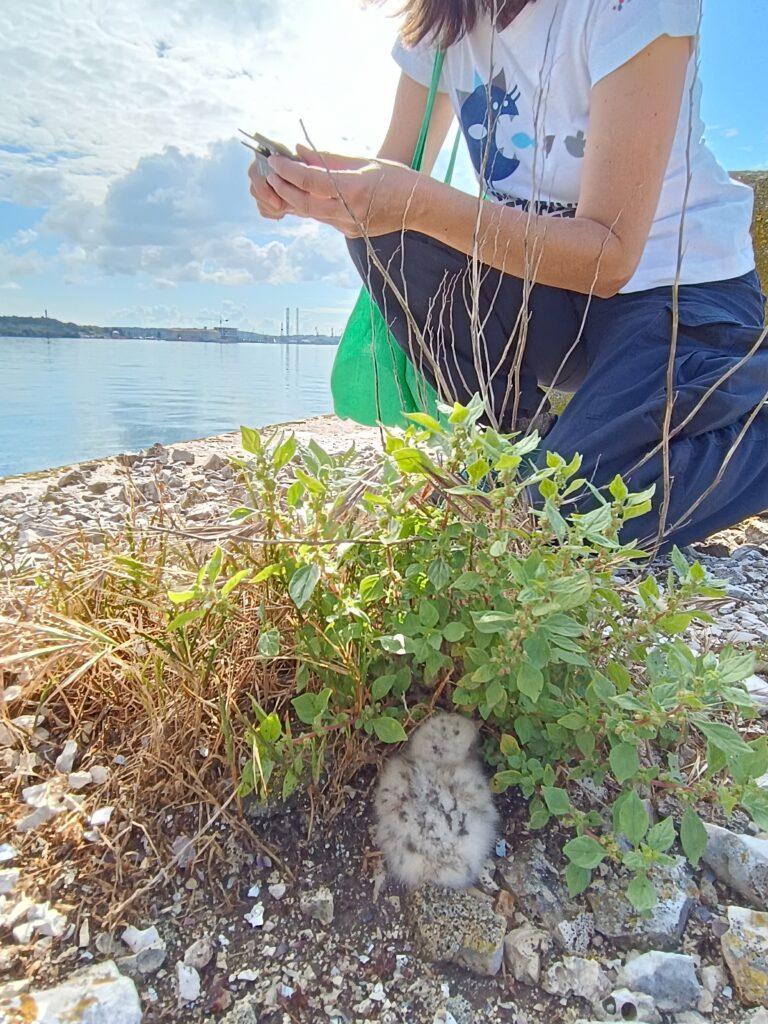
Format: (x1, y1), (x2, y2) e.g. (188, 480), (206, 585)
(374, 712), (499, 888)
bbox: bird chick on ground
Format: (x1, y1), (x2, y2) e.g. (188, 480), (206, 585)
(374, 712), (499, 889)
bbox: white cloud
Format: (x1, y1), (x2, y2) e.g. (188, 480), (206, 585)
(0, 0), (401, 207)
(0, 242), (46, 288)
(40, 140), (355, 287)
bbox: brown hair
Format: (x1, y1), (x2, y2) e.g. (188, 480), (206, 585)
(387, 0), (537, 49)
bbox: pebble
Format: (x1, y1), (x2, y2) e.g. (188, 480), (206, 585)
(702, 824), (768, 908)
(183, 935), (216, 970)
(720, 905), (768, 1006)
(406, 886), (506, 977)
(617, 951), (703, 1013)
(542, 956), (611, 1005)
(54, 739), (78, 773)
(503, 922), (552, 986)
(0, 960), (141, 1024)
(300, 887), (334, 926)
(176, 961), (201, 1004)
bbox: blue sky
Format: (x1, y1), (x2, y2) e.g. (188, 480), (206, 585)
(0, 0), (765, 336)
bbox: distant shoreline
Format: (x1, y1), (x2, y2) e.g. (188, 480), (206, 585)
(0, 333), (339, 346)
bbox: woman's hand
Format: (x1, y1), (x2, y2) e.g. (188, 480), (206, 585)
(247, 160), (289, 221)
(264, 143), (424, 237)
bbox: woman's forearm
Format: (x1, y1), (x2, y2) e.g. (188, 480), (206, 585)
(408, 176), (633, 298)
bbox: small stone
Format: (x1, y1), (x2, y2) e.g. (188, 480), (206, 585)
(542, 956), (611, 1005)
(244, 904), (264, 928)
(600, 988), (661, 1024)
(721, 905), (768, 1006)
(406, 886), (506, 977)
(16, 805), (59, 832)
(299, 887), (334, 926)
(499, 838), (576, 930)
(172, 448), (196, 465)
(121, 924), (164, 954)
(203, 453), (228, 472)
(12, 921), (36, 944)
(89, 480), (111, 495)
(268, 883), (286, 900)
(0, 960), (141, 1023)
(589, 857), (696, 950)
(89, 765), (110, 785)
(618, 951), (702, 1012)
(503, 922), (552, 986)
(184, 935), (215, 970)
(554, 912), (595, 954)
(68, 771), (92, 790)
(702, 824), (768, 909)
(176, 961), (201, 1004)
(0, 845), (17, 864)
(58, 469), (85, 487)
(0, 869), (19, 895)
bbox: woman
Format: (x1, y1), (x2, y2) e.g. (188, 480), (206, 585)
(249, 0), (767, 552)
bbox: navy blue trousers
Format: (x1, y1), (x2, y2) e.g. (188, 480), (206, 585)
(347, 231), (768, 552)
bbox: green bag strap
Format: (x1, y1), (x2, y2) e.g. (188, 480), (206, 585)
(410, 51), (462, 184)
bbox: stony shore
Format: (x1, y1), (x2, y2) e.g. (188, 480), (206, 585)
(4, 416), (768, 1024)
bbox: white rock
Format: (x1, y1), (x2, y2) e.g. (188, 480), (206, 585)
(27, 901), (67, 938)
(184, 935), (215, 969)
(68, 771), (93, 790)
(247, 884), (261, 898)
(122, 924), (164, 954)
(0, 959), (141, 1023)
(16, 805), (59, 833)
(618, 951), (702, 1012)
(0, 869), (19, 895)
(89, 765), (110, 785)
(597, 988), (661, 1023)
(300, 887), (334, 925)
(12, 921), (36, 944)
(543, 956), (611, 1004)
(244, 904), (264, 928)
(90, 806), (113, 827)
(172, 448), (196, 465)
(702, 823), (768, 908)
(268, 883), (286, 900)
(503, 922), (552, 986)
(176, 961), (201, 1004)
(746, 673), (768, 707)
(54, 741), (78, 770)
(0, 845), (17, 864)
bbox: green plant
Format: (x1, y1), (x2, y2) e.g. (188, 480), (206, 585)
(163, 397), (765, 911)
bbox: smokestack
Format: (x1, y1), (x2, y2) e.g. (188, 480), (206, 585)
(286, 307), (290, 337)
(296, 307), (299, 336)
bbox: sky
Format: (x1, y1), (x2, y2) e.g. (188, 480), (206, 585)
(0, 0), (766, 337)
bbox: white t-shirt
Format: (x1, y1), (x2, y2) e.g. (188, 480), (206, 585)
(392, 0), (755, 293)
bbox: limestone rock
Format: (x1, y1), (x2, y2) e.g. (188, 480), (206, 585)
(542, 955), (611, 1005)
(703, 823), (768, 908)
(721, 905), (768, 1006)
(406, 885), (506, 976)
(499, 838), (576, 929)
(503, 922), (552, 985)
(588, 857), (696, 950)
(299, 887), (334, 925)
(594, 988), (661, 1023)
(0, 959), (141, 1023)
(617, 951), (702, 1012)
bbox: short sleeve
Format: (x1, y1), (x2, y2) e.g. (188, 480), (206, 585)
(391, 37), (448, 91)
(585, 0), (700, 86)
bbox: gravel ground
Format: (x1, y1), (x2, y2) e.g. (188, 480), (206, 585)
(3, 414), (768, 1024)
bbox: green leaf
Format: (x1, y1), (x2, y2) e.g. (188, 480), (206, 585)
(282, 770), (300, 800)
(647, 816), (676, 853)
(563, 835), (606, 869)
(500, 733), (520, 757)
(472, 663), (498, 685)
(490, 539), (507, 558)
(291, 688), (332, 725)
(404, 411), (445, 434)
(609, 742), (640, 784)
(419, 599), (440, 629)
(558, 712), (586, 730)
(618, 791), (650, 847)
(608, 474), (629, 502)
(517, 662), (544, 702)
(168, 608), (205, 631)
(542, 786), (571, 816)
(543, 499), (568, 543)
(372, 717), (408, 743)
(565, 863), (592, 897)
(741, 789), (768, 831)
(442, 622), (467, 643)
(286, 481), (304, 507)
(471, 610), (517, 634)
(288, 564), (321, 609)
(428, 558), (451, 590)
(257, 628), (281, 657)
(379, 634), (408, 654)
(694, 719), (753, 760)
(259, 713), (281, 744)
(524, 631), (551, 670)
(680, 807), (708, 866)
(372, 675), (396, 702)
(627, 874), (657, 913)
(167, 589), (197, 605)
(718, 649), (756, 684)
(252, 563), (283, 584)
(272, 434), (297, 471)
(240, 424), (262, 454)
(485, 679), (505, 709)
(221, 568), (252, 598)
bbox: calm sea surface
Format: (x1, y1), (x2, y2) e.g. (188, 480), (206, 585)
(0, 336), (338, 477)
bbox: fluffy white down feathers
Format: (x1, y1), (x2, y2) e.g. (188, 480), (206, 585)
(373, 712), (499, 889)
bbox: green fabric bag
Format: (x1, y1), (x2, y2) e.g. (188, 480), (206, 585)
(331, 52), (461, 428)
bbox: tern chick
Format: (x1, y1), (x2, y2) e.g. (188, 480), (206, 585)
(374, 712), (499, 888)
